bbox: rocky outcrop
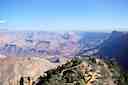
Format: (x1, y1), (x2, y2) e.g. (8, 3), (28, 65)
(33, 57), (125, 85)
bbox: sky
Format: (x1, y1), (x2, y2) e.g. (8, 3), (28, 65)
(0, 0), (128, 32)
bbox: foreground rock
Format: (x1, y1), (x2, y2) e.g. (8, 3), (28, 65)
(0, 57), (68, 85)
(0, 56), (127, 85)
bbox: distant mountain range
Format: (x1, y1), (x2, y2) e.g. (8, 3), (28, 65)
(0, 31), (109, 58)
(0, 31), (128, 71)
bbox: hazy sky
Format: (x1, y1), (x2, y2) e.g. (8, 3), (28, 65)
(0, 0), (128, 31)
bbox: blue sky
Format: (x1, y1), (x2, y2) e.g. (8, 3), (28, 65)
(0, 0), (128, 31)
